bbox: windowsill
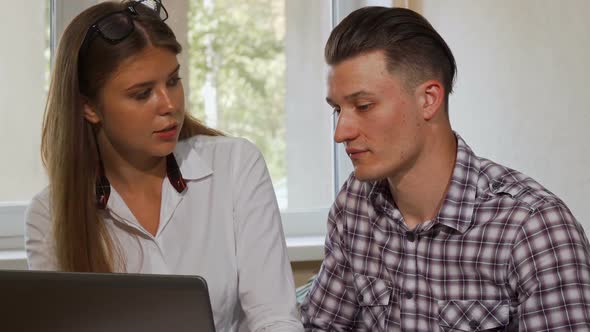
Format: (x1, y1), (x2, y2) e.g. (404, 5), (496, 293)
(286, 235), (325, 262)
(0, 236), (324, 270)
(0, 250), (26, 260)
(0, 250), (27, 270)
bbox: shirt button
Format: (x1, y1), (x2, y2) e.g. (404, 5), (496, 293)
(469, 320), (479, 330)
(406, 231), (416, 242)
(404, 291), (413, 299)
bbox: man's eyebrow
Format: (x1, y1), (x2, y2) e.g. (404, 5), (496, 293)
(326, 91), (375, 105)
(344, 91), (375, 101)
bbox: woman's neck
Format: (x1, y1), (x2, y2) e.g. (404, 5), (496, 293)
(97, 135), (167, 193)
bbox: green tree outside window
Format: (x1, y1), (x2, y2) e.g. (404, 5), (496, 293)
(188, 0), (286, 197)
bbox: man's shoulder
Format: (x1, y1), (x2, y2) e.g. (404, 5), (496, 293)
(477, 157), (564, 211)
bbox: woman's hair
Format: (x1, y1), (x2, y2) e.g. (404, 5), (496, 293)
(41, 0), (221, 272)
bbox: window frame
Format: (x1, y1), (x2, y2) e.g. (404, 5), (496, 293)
(0, 0), (387, 265)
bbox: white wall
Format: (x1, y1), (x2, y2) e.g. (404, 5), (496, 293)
(416, 1), (590, 229)
(0, 2), (47, 202)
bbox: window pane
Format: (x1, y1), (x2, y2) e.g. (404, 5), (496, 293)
(187, 0), (334, 210)
(188, 0), (286, 206)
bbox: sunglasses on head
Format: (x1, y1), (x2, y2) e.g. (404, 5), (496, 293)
(79, 0), (168, 56)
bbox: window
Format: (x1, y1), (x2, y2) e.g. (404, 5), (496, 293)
(0, 0), (383, 260)
(159, 0), (349, 241)
(187, 0), (291, 208)
(179, 0), (337, 240)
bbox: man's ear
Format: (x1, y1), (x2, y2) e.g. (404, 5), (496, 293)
(415, 80), (445, 121)
(82, 98), (101, 124)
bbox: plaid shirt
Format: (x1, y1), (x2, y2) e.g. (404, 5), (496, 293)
(301, 134), (590, 331)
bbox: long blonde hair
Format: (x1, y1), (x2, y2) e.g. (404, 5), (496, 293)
(41, 1), (221, 272)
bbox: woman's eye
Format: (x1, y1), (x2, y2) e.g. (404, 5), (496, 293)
(134, 89), (151, 100)
(332, 107), (341, 116)
(167, 76), (182, 87)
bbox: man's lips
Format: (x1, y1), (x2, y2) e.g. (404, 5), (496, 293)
(345, 148), (369, 158)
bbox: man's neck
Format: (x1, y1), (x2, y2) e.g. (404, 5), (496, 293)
(387, 130), (457, 230)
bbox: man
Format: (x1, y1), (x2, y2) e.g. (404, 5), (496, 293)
(300, 6), (590, 331)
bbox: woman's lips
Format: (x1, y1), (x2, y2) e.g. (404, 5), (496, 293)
(154, 124), (178, 140)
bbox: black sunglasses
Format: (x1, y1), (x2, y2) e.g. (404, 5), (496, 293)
(79, 0), (168, 56)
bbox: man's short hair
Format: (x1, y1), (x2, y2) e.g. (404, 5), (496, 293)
(325, 7), (457, 108)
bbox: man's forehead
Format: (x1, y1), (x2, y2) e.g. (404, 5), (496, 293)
(326, 55), (401, 98)
(328, 53), (396, 85)
(331, 50), (388, 69)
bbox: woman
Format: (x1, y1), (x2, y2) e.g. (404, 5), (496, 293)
(24, 1), (302, 331)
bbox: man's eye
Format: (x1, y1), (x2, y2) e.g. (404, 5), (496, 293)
(356, 103), (373, 111)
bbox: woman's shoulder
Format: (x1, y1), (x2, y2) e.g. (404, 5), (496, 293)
(175, 135), (266, 182)
(180, 134), (256, 149)
(28, 187), (51, 210)
(25, 186), (51, 227)
(177, 135), (262, 160)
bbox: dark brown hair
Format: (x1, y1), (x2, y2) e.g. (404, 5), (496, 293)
(325, 6), (457, 108)
(41, 0), (221, 272)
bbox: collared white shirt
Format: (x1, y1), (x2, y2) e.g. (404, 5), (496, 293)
(25, 135), (303, 332)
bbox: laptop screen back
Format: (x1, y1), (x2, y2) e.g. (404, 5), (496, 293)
(0, 270), (216, 332)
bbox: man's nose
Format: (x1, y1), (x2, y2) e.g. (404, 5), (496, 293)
(333, 111), (358, 143)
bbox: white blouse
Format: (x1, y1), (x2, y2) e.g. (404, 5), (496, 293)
(25, 135), (303, 332)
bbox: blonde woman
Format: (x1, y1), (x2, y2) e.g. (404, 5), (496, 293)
(24, 1), (302, 331)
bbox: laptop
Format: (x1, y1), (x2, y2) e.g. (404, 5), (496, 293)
(0, 270), (216, 332)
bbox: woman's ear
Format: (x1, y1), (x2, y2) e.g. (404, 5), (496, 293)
(415, 80), (445, 121)
(82, 98), (101, 124)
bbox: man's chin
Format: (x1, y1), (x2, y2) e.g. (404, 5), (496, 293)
(353, 168), (382, 182)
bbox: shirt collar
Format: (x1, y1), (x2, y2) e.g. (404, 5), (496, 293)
(368, 133), (480, 233)
(368, 180), (404, 222)
(434, 133), (480, 233)
(172, 137), (213, 181)
(95, 137), (213, 209)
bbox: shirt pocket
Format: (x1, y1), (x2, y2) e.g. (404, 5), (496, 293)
(438, 300), (509, 331)
(353, 274), (394, 331)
